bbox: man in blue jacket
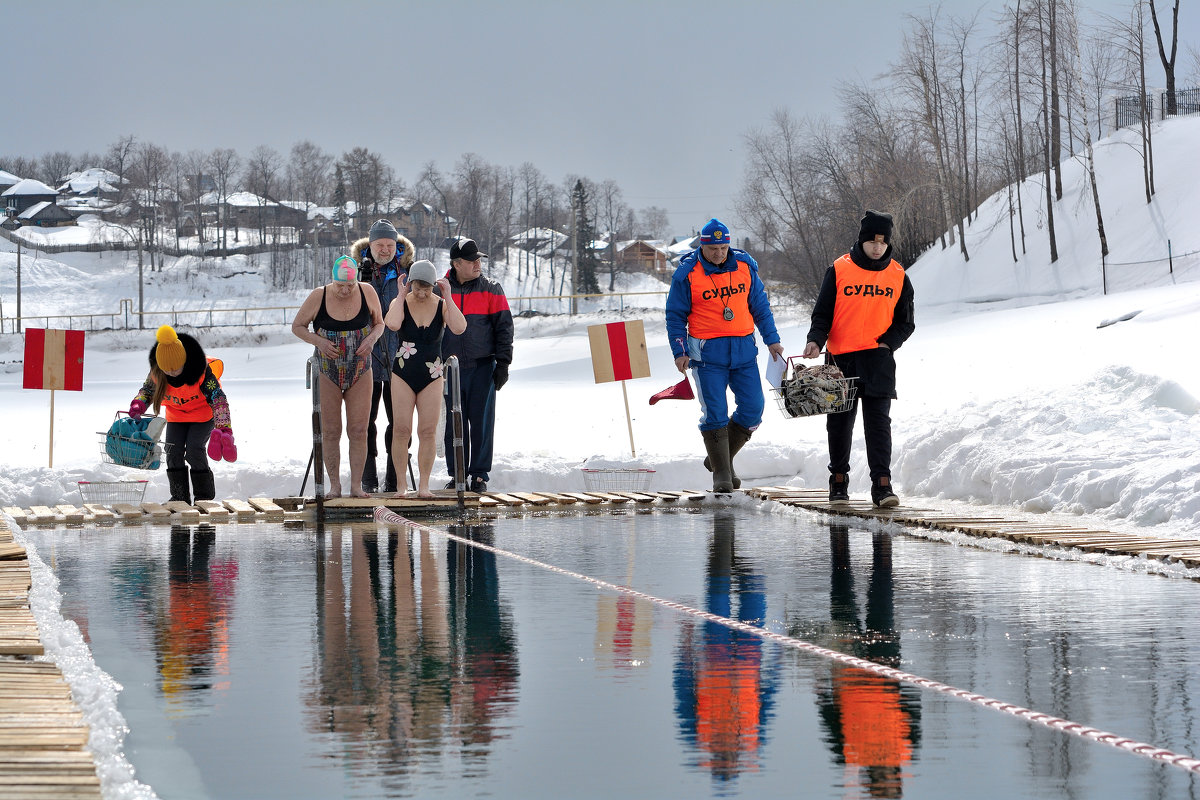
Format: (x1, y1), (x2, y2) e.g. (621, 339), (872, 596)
(351, 219), (414, 493)
(666, 219), (784, 493)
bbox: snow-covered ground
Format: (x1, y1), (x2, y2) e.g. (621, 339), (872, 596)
(2, 116), (1199, 540)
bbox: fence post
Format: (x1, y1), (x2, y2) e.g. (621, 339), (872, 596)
(1168, 239), (1173, 277)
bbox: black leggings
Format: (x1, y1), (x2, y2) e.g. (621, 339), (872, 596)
(165, 420), (215, 471)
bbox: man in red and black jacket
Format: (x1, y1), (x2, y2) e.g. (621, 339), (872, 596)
(441, 237), (514, 493)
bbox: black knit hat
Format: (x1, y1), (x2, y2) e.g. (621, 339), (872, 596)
(858, 210), (894, 245)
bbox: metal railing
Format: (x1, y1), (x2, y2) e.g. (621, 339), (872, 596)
(0, 291), (671, 334)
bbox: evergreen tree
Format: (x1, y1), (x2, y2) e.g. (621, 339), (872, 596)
(333, 164), (349, 247)
(572, 179), (601, 295)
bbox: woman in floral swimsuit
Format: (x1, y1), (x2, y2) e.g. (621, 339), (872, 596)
(292, 255), (384, 498)
(384, 259), (467, 498)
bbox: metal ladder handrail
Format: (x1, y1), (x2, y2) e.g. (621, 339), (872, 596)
(444, 355), (467, 516)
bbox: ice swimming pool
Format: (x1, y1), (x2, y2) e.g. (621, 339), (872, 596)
(18, 505), (1200, 799)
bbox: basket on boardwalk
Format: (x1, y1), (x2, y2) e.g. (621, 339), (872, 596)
(77, 480), (149, 505)
(581, 468), (656, 492)
(98, 411), (169, 470)
(773, 357), (856, 418)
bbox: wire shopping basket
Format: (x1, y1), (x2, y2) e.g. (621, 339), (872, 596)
(581, 468), (657, 492)
(77, 480), (150, 505)
(98, 411), (170, 470)
(773, 357), (857, 418)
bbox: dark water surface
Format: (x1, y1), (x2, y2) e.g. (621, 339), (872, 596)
(26, 507), (1200, 799)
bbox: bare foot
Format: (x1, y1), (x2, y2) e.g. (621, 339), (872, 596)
(326, 483), (342, 498)
(416, 490), (435, 500)
(393, 490), (408, 499)
(350, 488), (370, 498)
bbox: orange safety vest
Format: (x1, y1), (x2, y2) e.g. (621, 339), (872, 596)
(826, 254), (905, 355)
(833, 667), (913, 767)
(161, 358), (224, 423)
(687, 259), (755, 339)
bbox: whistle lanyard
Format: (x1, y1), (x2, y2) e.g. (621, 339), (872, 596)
(706, 270), (736, 321)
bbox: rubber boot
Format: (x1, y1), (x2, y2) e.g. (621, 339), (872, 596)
(704, 423), (753, 489)
(701, 428), (734, 493)
(361, 458), (379, 494)
(191, 468), (216, 502)
(167, 468), (191, 504)
(382, 451), (398, 494)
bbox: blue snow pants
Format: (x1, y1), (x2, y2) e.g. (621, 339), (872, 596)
(687, 334), (765, 432)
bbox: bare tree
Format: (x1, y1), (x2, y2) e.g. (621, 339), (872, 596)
(181, 150), (210, 245)
(208, 147), (241, 251)
(39, 151), (77, 187)
(245, 145), (283, 246)
(1150, 0), (1181, 115)
(636, 206), (671, 239)
(104, 135), (137, 203)
(129, 142), (170, 270)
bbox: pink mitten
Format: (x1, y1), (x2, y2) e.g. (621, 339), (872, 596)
(129, 399), (147, 419)
(207, 429), (225, 461)
(220, 430), (238, 463)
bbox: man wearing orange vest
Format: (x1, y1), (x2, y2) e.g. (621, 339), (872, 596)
(667, 218), (784, 493)
(802, 211), (915, 507)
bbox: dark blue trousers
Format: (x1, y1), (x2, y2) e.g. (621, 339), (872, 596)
(444, 358), (497, 482)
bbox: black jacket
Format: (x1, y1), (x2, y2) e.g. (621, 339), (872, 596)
(806, 242), (915, 398)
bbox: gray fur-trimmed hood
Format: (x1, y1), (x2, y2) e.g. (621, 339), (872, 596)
(350, 233), (416, 270)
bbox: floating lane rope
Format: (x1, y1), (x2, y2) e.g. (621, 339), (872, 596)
(373, 506), (1200, 776)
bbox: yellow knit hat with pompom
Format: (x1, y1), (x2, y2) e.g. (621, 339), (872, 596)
(154, 325), (187, 372)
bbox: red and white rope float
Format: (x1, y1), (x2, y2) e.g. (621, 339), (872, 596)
(374, 506), (1200, 775)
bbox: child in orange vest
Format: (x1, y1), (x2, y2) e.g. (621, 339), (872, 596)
(129, 325), (236, 503)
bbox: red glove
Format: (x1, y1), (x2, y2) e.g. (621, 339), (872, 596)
(207, 429), (238, 462)
(129, 399), (147, 419)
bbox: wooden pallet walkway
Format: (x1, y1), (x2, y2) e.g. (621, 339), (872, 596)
(0, 517), (102, 799)
(744, 486), (1200, 569)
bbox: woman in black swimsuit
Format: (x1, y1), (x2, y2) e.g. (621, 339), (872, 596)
(384, 260), (467, 498)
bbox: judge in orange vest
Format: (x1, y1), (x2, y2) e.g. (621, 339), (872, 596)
(666, 218), (784, 493)
(802, 211), (915, 507)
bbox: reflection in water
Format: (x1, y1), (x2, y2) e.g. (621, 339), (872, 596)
(156, 524), (238, 711)
(307, 522), (519, 789)
(817, 525), (921, 799)
(674, 508), (781, 783)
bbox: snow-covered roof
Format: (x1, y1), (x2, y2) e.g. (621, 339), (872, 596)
(199, 190), (281, 208)
(667, 236), (699, 255)
(17, 201), (53, 219)
(616, 239), (671, 255)
(60, 167), (123, 185)
(58, 177), (120, 195)
(1, 178), (57, 197)
(0, 169), (20, 186)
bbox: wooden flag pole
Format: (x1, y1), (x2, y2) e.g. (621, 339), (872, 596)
(48, 388), (55, 468)
(621, 381), (636, 458)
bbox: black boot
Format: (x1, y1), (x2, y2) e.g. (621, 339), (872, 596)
(361, 458), (379, 494)
(872, 476), (899, 508)
(701, 428), (734, 493)
(704, 423), (753, 489)
(191, 468), (215, 502)
(382, 451), (398, 494)
(167, 468), (191, 504)
(829, 473), (850, 504)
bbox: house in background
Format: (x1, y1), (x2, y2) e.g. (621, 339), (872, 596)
(57, 168), (123, 199)
(2, 178), (74, 227)
(0, 169), (20, 195)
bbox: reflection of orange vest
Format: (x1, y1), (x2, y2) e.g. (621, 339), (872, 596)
(827, 255), (905, 354)
(834, 667), (912, 767)
(688, 260), (754, 339)
(162, 358), (224, 423)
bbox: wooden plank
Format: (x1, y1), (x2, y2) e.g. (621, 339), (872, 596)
(161, 501), (200, 522)
(1, 508), (29, 528)
(528, 491), (578, 505)
(53, 505), (85, 524)
(0, 544), (25, 561)
(222, 499), (258, 521)
(509, 492), (554, 506)
(139, 501), (173, 520)
(610, 491), (659, 504)
(248, 497), (286, 519)
(110, 503), (145, 521)
(580, 491), (631, 504)
(80, 505), (115, 523)
(27, 507), (58, 525)
(484, 493), (527, 507)
(194, 500), (231, 520)
(560, 492), (606, 505)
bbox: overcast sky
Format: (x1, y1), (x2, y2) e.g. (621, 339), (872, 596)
(5, 0), (1196, 235)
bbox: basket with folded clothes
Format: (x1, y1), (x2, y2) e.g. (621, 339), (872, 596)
(773, 358), (857, 418)
(99, 410), (170, 469)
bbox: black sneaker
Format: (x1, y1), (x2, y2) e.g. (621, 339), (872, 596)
(470, 477), (488, 493)
(828, 474), (850, 504)
(872, 479), (900, 508)
(444, 480), (457, 490)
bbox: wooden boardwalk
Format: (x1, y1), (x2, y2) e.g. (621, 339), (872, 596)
(744, 486), (1200, 570)
(0, 516), (102, 799)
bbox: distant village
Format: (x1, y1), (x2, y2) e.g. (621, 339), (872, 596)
(0, 166), (700, 282)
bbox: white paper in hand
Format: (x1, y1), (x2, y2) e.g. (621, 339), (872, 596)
(765, 353), (786, 389)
